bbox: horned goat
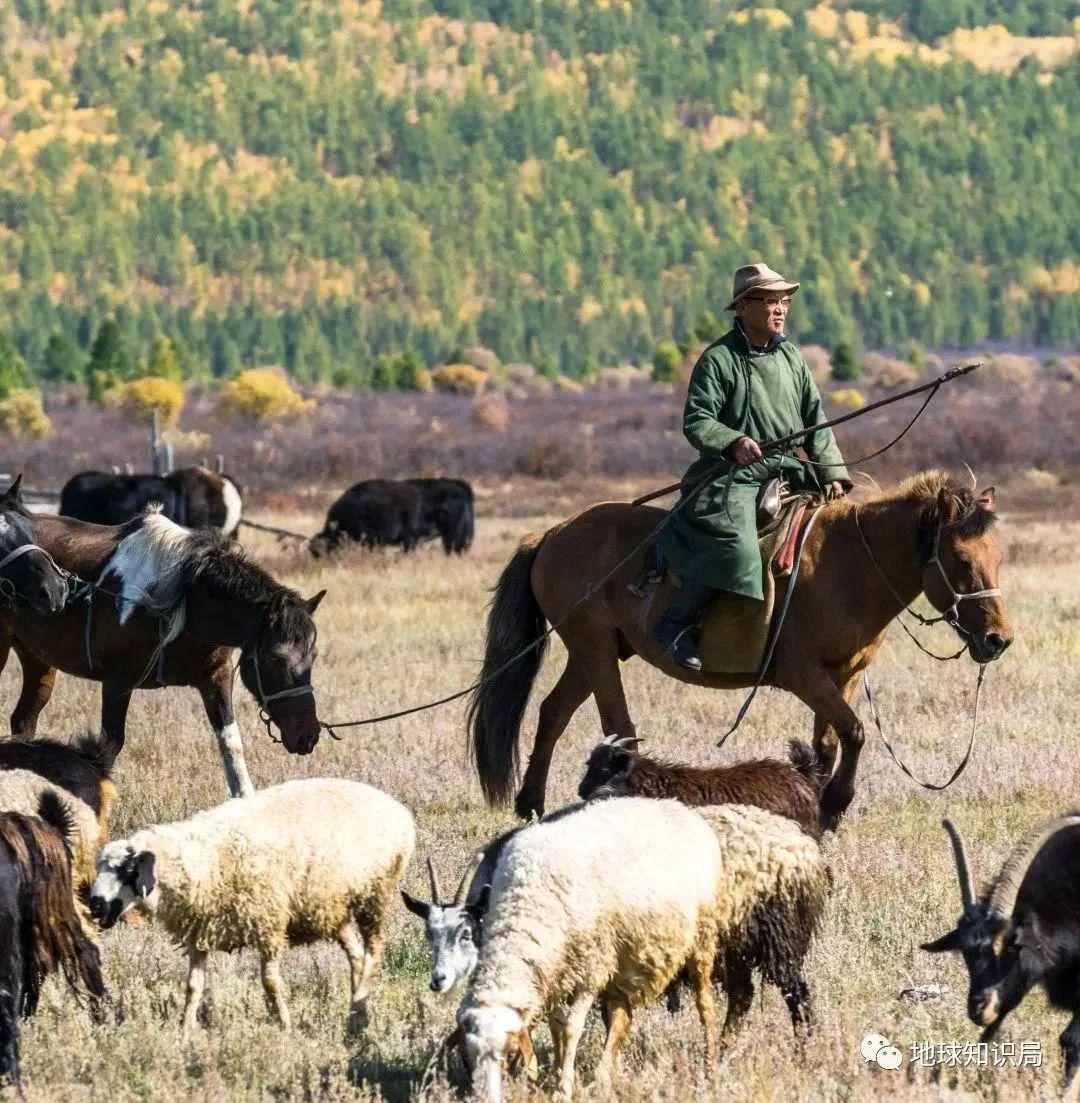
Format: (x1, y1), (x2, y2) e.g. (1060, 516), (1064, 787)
(89, 778), (415, 1035)
(579, 734), (827, 839)
(457, 796), (723, 1102)
(0, 793), (107, 1086)
(923, 815), (1080, 1100)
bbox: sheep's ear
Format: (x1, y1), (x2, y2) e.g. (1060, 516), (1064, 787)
(401, 891), (430, 920)
(978, 487), (996, 512)
(921, 929), (962, 954)
(134, 851), (156, 898)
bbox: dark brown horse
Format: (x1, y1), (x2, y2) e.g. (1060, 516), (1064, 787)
(0, 478), (69, 617)
(0, 504), (325, 798)
(469, 471), (1012, 830)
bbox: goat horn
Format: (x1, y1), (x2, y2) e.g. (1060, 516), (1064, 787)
(962, 462), (978, 493)
(987, 814), (1080, 921)
(942, 819), (975, 909)
(426, 856), (443, 905)
(454, 850), (486, 907)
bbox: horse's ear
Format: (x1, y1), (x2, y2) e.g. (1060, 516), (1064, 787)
(2, 474), (23, 506)
(978, 486), (996, 513)
(305, 589), (327, 615)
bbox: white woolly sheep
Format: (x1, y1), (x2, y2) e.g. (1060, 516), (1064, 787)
(694, 803), (829, 1038)
(457, 797), (723, 1102)
(88, 777), (415, 1035)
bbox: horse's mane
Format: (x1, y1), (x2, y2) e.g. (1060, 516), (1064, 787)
(109, 510), (311, 644)
(880, 469), (996, 540)
(182, 530), (312, 645)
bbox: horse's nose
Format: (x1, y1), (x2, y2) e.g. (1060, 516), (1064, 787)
(985, 633), (1011, 659)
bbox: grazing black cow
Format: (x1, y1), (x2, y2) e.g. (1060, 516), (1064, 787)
(310, 478), (474, 557)
(59, 466), (243, 536)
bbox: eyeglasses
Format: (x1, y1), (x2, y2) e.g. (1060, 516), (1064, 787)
(744, 295), (793, 309)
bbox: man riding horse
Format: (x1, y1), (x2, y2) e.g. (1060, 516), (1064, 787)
(654, 262), (853, 672)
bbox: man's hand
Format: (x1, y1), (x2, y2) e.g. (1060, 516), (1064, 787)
(825, 481), (847, 501)
(730, 436), (763, 466)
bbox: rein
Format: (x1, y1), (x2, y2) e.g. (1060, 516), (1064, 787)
(0, 543), (81, 607)
(863, 665), (987, 791)
(853, 503), (1001, 788)
(853, 505), (1002, 662)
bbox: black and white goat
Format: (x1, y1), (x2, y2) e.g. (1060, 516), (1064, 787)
(402, 856), (489, 994)
(923, 815), (1080, 1099)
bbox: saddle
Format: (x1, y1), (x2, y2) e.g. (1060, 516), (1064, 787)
(630, 488), (818, 675)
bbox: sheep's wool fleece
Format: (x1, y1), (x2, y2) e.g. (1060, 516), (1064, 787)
(464, 797), (722, 1021)
(0, 768), (102, 888)
(126, 778), (415, 954)
(694, 803), (826, 931)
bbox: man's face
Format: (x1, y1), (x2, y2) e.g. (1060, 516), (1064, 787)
(736, 292), (792, 341)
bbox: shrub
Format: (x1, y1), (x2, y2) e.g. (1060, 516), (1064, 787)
(553, 375), (584, 394)
(106, 376), (186, 426)
(461, 346), (500, 373)
(652, 340), (682, 383)
(863, 352), (920, 389)
(431, 363), (488, 395)
(0, 390), (51, 439)
(515, 428), (592, 478)
(830, 387), (866, 409)
(801, 344), (832, 383)
(982, 354), (1038, 386)
(471, 394), (510, 432)
(831, 341), (862, 382)
(216, 368), (313, 423)
(1047, 355), (1080, 384)
(372, 350), (428, 391)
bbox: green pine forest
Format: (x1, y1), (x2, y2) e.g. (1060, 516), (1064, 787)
(2, 0), (1080, 388)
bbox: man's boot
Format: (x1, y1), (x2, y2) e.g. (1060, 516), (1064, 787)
(652, 580), (716, 673)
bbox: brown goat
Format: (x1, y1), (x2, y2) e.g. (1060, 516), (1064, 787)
(577, 736), (827, 839)
(0, 793), (108, 1085)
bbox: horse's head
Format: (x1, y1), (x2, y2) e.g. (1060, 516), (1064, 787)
(241, 589), (326, 754)
(0, 475), (69, 615)
(921, 483), (1012, 664)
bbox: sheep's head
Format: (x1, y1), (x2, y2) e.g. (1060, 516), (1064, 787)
(577, 734), (641, 800)
(922, 817), (1080, 1034)
(89, 841), (157, 928)
(402, 855), (489, 994)
(457, 1004), (524, 1103)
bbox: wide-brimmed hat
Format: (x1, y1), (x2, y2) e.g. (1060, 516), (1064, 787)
(726, 262), (800, 311)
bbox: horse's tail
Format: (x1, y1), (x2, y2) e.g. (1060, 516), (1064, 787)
(467, 533), (548, 806)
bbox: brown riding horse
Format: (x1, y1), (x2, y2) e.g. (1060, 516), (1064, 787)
(0, 502), (325, 798)
(469, 471), (1013, 830)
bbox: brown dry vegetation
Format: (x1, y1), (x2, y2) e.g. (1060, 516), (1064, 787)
(12, 364), (1080, 523)
(0, 490), (1077, 1100)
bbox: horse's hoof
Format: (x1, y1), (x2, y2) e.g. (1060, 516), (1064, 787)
(514, 793), (544, 821)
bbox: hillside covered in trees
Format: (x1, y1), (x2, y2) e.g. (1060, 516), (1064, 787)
(2, 0), (1080, 387)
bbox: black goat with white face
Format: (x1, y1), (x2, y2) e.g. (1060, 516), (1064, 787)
(923, 815), (1080, 1097)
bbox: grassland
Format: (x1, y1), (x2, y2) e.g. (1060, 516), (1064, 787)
(1, 493), (1075, 1101)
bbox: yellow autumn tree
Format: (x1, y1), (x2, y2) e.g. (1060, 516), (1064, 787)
(217, 368), (313, 422)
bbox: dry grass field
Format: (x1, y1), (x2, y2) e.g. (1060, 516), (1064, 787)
(2, 488), (1077, 1101)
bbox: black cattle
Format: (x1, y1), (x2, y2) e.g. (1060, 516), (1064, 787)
(59, 466), (243, 536)
(310, 478), (474, 557)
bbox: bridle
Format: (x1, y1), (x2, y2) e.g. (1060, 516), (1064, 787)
(0, 542), (77, 607)
(854, 504), (1001, 659)
(240, 620), (316, 743)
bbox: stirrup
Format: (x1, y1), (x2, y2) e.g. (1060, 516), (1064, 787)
(667, 626), (703, 672)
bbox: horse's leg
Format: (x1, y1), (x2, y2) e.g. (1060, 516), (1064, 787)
(796, 670), (864, 831)
(198, 668), (255, 799)
(10, 648), (58, 739)
(100, 681), (133, 767)
(811, 672), (859, 776)
(515, 654), (593, 820)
